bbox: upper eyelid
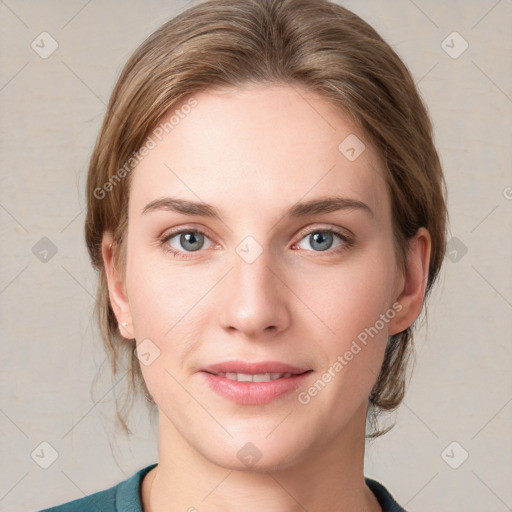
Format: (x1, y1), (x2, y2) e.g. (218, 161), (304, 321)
(295, 224), (352, 239)
(162, 227), (216, 246)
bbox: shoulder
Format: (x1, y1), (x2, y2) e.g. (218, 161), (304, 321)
(36, 464), (157, 512)
(365, 477), (408, 512)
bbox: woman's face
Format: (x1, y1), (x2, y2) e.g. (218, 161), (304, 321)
(108, 83), (423, 470)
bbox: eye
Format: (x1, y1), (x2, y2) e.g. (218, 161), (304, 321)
(160, 226), (353, 259)
(294, 228), (352, 253)
(161, 229), (216, 258)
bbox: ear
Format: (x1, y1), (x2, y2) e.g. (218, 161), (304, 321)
(388, 227), (432, 336)
(101, 231), (135, 339)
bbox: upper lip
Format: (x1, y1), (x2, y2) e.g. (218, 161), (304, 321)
(201, 360), (311, 375)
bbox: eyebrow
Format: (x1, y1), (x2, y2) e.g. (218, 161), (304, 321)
(141, 196), (373, 219)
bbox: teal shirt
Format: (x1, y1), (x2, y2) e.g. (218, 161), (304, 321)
(38, 464), (407, 511)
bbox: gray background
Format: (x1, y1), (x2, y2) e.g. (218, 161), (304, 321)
(1, 0), (511, 511)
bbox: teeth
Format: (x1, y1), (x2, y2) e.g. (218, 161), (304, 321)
(216, 372), (293, 382)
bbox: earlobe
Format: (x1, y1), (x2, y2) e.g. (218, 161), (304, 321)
(101, 232), (134, 339)
(388, 227), (431, 336)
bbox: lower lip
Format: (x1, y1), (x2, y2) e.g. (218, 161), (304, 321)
(200, 371), (312, 405)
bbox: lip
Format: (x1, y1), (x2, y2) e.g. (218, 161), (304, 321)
(200, 360), (313, 405)
(201, 360), (311, 375)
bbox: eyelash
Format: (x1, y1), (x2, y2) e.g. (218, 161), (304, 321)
(159, 227), (354, 260)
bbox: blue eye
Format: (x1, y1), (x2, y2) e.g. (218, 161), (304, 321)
(295, 229), (351, 253)
(162, 229), (215, 258)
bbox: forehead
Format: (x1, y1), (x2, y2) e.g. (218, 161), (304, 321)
(129, 83), (389, 221)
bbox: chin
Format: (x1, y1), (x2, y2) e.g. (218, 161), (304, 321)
(199, 434), (309, 473)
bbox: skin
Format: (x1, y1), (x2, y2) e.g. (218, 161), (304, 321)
(102, 83), (431, 512)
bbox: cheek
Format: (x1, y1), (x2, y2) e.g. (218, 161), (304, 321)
(292, 246), (397, 393)
(124, 256), (204, 403)
(125, 250), (210, 338)
(294, 250), (398, 343)
(124, 250), (219, 392)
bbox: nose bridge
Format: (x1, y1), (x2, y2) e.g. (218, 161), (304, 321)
(219, 241), (290, 336)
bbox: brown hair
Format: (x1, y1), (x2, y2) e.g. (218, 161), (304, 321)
(85, 0), (447, 436)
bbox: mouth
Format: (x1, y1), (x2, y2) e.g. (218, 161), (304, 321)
(200, 360), (313, 405)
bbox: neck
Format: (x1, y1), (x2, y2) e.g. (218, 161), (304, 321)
(142, 403), (381, 512)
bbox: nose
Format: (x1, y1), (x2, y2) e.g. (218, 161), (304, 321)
(218, 249), (291, 339)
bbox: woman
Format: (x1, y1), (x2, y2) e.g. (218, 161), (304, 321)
(40, 0), (447, 510)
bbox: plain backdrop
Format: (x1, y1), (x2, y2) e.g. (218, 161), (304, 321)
(1, 1), (511, 511)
